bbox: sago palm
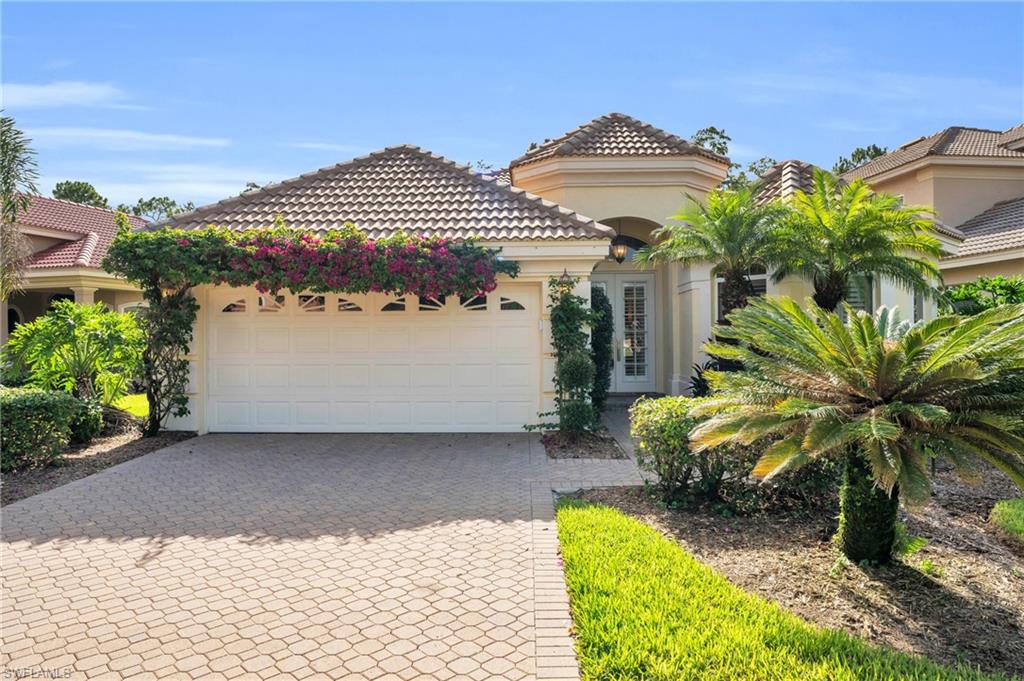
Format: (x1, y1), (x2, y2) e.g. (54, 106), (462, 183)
(770, 169), (944, 311)
(637, 188), (786, 317)
(690, 296), (1024, 563)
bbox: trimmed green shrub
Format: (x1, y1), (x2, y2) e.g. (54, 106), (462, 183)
(944, 275), (1024, 314)
(589, 285), (613, 413)
(631, 395), (839, 510)
(0, 386), (81, 472)
(631, 395), (758, 504)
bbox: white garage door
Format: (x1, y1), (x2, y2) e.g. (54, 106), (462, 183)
(206, 285), (541, 432)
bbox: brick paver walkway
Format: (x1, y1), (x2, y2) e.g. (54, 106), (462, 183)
(2, 432), (644, 680)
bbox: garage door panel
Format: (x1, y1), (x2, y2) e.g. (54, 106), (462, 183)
(375, 364), (411, 388)
(452, 327), (492, 352)
(375, 328), (410, 352)
(293, 365), (330, 388)
(414, 402), (451, 425)
(253, 365), (289, 388)
(254, 328), (290, 353)
(214, 328), (250, 355)
(255, 402), (291, 426)
(216, 402), (251, 427)
(374, 402), (411, 425)
(417, 327), (452, 352)
(335, 401), (370, 425)
(333, 364), (370, 388)
(295, 402), (331, 425)
(212, 364), (251, 390)
(207, 286), (540, 432)
(294, 328), (331, 353)
(332, 328), (370, 352)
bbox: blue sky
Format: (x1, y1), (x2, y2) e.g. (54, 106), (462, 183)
(3, 2), (1022, 208)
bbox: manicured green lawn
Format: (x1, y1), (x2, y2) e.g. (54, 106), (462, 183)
(556, 500), (1005, 681)
(990, 498), (1024, 540)
(114, 393), (148, 418)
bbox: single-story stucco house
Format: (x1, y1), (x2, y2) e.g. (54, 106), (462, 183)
(3, 113), (1021, 434)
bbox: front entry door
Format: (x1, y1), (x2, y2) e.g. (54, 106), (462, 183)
(591, 273), (657, 393)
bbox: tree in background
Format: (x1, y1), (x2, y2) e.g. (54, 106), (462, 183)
(693, 299), (1024, 563)
(52, 180), (109, 208)
(690, 126), (731, 156)
(638, 188), (786, 317)
(115, 196), (196, 222)
(690, 127), (776, 191)
(944, 275), (1024, 314)
(833, 144), (888, 174)
(769, 169), (943, 311)
(0, 114), (38, 299)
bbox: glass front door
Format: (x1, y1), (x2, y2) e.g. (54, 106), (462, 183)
(591, 273), (657, 393)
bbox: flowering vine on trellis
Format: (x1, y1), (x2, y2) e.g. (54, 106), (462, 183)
(103, 215), (520, 436)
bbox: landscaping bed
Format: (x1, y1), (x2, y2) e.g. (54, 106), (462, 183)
(542, 429), (625, 459)
(1, 431), (194, 506)
(572, 463), (1024, 678)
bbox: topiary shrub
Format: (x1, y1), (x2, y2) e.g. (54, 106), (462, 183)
(589, 286), (613, 413)
(0, 386), (82, 472)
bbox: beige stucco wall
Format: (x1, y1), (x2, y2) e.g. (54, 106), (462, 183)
(871, 163), (1024, 228)
(942, 257), (1024, 285)
(513, 156), (730, 395)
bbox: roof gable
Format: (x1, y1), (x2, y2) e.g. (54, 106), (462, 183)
(158, 146), (612, 241)
(509, 112), (729, 169)
(755, 160), (817, 205)
(19, 196), (146, 270)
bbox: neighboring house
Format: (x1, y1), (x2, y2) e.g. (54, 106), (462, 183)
(1, 197), (146, 342)
(842, 124), (1024, 285)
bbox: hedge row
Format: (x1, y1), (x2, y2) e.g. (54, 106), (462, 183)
(0, 387), (98, 472)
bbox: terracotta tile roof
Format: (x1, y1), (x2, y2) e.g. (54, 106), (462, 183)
(509, 112), (729, 169)
(999, 124), (1024, 149)
(157, 146), (613, 241)
(19, 196), (146, 269)
(843, 125), (1024, 180)
(755, 160), (816, 205)
(945, 197), (1024, 259)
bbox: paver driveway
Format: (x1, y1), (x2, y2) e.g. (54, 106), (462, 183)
(1, 433), (642, 680)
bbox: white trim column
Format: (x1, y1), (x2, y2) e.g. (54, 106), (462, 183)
(71, 286), (98, 305)
(677, 263), (714, 394)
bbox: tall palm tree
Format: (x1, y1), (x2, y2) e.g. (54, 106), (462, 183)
(637, 188), (786, 317)
(770, 169), (944, 311)
(691, 296), (1024, 563)
(0, 114), (39, 299)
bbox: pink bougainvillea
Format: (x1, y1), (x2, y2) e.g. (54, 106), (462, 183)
(104, 220), (519, 297)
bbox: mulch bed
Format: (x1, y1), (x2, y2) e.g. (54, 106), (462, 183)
(2, 431), (195, 506)
(577, 464), (1024, 677)
(542, 430), (625, 459)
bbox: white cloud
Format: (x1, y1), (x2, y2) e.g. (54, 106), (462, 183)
(3, 80), (146, 110)
(736, 71), (1021, 119)
(25, 127), (230, 151)
(286, 141), (372, 154)
(41, 162), (286, 206)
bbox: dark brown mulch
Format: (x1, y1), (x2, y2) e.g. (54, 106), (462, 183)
(542, 430), (625, 459)
(1, 431), (195, 506)
(577, 464), (1024, 678)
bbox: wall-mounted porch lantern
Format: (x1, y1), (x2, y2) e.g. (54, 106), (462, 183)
(610, 235), (629, 264)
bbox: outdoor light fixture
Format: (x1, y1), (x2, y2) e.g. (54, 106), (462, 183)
(610, 235), (629, 264)
(559, 268), (574, 284)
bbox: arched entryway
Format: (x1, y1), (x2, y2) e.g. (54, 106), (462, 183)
(591, 217), (664, 394)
